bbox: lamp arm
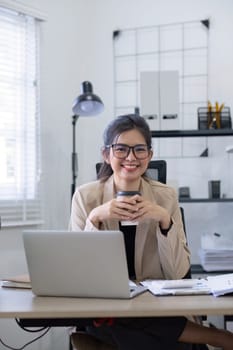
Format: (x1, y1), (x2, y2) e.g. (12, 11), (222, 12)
(70, 81), (104, 200)
(71, 115), (79, 199)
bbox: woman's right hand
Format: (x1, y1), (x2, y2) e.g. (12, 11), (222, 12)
(88, 195), (139, 228)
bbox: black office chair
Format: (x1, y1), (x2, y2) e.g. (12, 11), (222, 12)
(180, 207), (192, 279)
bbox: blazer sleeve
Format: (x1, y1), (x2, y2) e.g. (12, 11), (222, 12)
(156, 192), (191, 279)
(69, 184), (100, 232)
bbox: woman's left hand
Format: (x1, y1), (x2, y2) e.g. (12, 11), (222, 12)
(132, 195), (171, 229)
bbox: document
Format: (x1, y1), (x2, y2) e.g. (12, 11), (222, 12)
(199, 233), (233, 271)
(140, 278), (211, 296)
(207, 273), (233, 297)
(1, 274), (31, 289)
(141, 274), (233, 297)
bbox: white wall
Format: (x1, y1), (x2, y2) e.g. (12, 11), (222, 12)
(0, 1), (90, 349)
(1, 0), (233, 348)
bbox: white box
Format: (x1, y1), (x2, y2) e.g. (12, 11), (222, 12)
(140, 71), (160, 130)
(140, 71), (180, 130)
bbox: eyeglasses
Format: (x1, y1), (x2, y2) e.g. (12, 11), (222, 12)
(106, 143), (151, 160)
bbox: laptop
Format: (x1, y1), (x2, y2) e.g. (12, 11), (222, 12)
(23, 230), (147, 299)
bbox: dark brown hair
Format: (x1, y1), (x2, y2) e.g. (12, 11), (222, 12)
(97, 114), (152, 182)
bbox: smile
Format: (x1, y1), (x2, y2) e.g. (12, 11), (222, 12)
(121, 164), (139, 169)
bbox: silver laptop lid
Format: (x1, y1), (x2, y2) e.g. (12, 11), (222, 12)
(23, 230), (138, 299)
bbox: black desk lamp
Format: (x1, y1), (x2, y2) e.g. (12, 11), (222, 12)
(71, 81), (104, 198)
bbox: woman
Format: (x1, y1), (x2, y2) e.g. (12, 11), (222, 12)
(70, 114), (233, 350)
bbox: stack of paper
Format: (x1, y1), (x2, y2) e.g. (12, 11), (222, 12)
(1, 274), (31, 289)
(207, 273), (233, 297)
(141, 274), (233, 297)
(140, 278), (211, 296)
(199, 234), (233, 272)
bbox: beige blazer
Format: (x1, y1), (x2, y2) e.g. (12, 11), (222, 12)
(70, 175), (190, 281)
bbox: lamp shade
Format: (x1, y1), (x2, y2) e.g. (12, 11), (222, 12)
(72, 81), (104, 116)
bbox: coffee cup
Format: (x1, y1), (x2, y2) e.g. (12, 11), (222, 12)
(116, 191), (141, 226)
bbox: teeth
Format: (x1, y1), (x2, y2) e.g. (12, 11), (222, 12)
(123, 165), (137, 168)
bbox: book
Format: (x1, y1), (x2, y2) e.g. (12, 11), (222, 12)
(1, 274), (31, 289)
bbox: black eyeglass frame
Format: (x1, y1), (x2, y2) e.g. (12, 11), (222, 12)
(106, 143), (151, 160)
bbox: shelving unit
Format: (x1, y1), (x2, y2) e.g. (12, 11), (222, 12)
(179, 198), (233, 203)
(151, 128), (233, 202)
(151, 129), (233, 138)
(150, 127), (233, 268)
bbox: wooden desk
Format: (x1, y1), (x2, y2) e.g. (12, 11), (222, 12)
(1, 287), (233, 320)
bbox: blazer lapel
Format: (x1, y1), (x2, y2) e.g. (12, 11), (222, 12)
(135, 178), (158, 278)
(102, 176), (119, 231)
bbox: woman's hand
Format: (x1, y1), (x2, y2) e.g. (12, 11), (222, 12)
(88, 195), (140, 228)
(128, 195), (171, 229)
(88, 194), (171, 230)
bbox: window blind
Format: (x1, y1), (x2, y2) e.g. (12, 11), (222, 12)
(0, 6), (42, 227)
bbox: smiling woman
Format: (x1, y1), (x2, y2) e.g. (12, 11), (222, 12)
(69, 114), (233, 350)
(103, 128), (153, 190)
(96, 115), (153, 183)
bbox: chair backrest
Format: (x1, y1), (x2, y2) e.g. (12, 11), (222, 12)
(179, 206), (192, 279)
(145, 160), (166, 184)
(96, 160), (167, 184)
